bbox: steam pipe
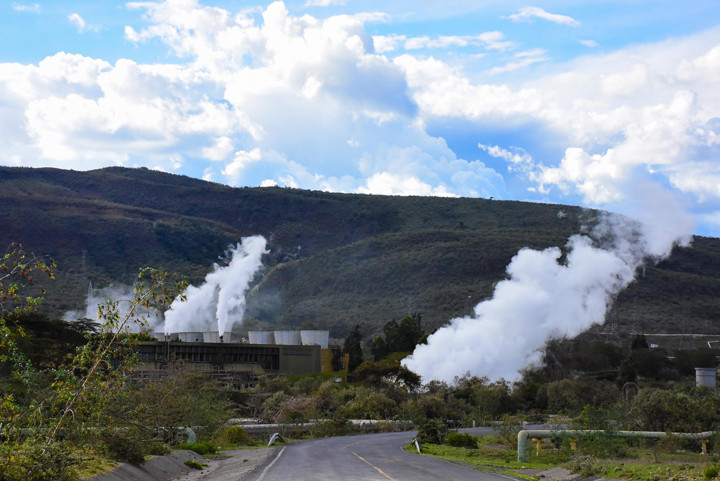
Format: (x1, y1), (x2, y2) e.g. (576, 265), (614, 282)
(517, 429), (714, 462)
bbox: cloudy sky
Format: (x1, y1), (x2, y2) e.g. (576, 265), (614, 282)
(3, 1), (720, 236)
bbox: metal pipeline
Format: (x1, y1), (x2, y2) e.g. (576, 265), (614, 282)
(517, 429), (715, 462)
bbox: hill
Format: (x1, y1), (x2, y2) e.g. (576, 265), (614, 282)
(1, 166), (718, 341)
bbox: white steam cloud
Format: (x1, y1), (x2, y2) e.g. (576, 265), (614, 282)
(403, 199), (694, 383)
(163, 236), (268, 336)
(63, 282), (163, 332)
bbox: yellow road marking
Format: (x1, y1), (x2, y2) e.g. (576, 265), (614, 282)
(352, 451), (396, 481)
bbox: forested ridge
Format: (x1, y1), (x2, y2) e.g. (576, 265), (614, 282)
(1, 165), (719, 340)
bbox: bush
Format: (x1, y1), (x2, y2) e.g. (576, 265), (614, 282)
(185, 460), (207, 470)
(496, 416), (524, 449)
(705, 464), (719, 479)
(446, 432), (478, 448)
(217, 426), (253, 446)
(101, 428), (146, 464)
(178, 442), (217, 456)
(574, 432), (630, 459)
(417, 419), (447, 444)
(311, 419), (353, 438)
(569, 454), (602, 477)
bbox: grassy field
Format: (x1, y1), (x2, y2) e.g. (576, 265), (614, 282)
(411, 434), (720, 480)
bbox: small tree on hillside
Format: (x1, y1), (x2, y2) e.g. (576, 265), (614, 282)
(371, 313), (425, 361)
(343, 324), (363, 372)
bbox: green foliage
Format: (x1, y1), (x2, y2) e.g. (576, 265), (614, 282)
(451, 375), (513, 424)
(217, 426), (253, 446)
(310, 419), (354, 437)
(130, 369), (232, 440)
(573, 405), (623, 430)
(101, 426), (147, 464)
(3, 167), (720, 342)
(0, 441), (77, 481)
(343, 323), (363, 372)
(626, 387), (720, 432)
(631, 334), (649, 351)
(705, 464), (719, 479)
(545, 378), (620, 415)
(674, 348), (718, 376)
(541, 338), (624, 381)
(417, 418), (448, 444)
(371, 314), (425, 361)
(446, 432), (478, 448)
(569, 454), (602, 477)
(0, 253), (190, 480)
(353, 357), (421, 392)
(185, 460), (207, 470)
(340, 388), (396, 419)
(496, 416), (524, 449)
(621, 348), (676, 381)
(178, 442), (217, 456)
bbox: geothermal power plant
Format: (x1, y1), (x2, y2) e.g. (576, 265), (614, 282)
(135, 329), (345, 387)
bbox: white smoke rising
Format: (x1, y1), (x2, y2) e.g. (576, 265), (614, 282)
(163, 235), (268, 335)
(63, 282), (163, 332)
(403, 202), (694, 383)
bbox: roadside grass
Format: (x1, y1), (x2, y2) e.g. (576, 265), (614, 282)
(407, 435), (720, 481)
(74, 449), (119, 478)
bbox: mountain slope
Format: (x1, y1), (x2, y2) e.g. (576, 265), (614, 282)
(1, 166), (718, 340)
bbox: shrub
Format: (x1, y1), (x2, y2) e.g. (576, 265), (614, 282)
(574, 432), (630, 459)
(185, 460), (207, 470)
(705, 464), (719, 479)
(178, 442), (217, 456)
(569, 454), (601, 477)
(417, 419), (447, 444)
(217, 426), (253, 446)
(446, 432), (478, 448)
(496, 416), (524, 449)
(101, 428), (146, 465)
(311, 419), (353, 438)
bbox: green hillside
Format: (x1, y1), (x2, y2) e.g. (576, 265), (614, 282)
(1, 166), (718, 340)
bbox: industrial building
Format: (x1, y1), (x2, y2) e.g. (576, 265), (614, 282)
(133, 330), (347, 388)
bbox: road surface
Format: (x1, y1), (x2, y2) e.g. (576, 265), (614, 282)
(245, 431), (514, 481)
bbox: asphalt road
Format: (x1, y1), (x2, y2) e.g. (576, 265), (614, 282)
(246, 431), (514, 481)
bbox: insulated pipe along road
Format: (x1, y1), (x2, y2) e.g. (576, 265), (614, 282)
(517, 429), (715, 462)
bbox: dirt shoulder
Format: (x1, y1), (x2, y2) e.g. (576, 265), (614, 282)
(87, 447), (276, 481)
(173, 447), (277, 481)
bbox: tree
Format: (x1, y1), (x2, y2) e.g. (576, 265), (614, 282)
(673, 348), (717, 376)
(0, 245), (189, 481)
(343, 324), (363, 372)
(354, 357), (421, 392)
(630, 334), (649, 351)
(370, 314), (425, 361)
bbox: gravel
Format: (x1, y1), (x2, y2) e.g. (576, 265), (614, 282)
(173, 447), (277, 481)
(87, 448), (277, 481)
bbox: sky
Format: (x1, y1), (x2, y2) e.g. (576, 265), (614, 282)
(2, 1), (720, 236)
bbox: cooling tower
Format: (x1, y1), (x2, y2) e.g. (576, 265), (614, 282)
(300, 330), (329, 348)
(274, 330), (301, 345)
(202, 331), (220, 343)
(177, 332), (204, 342)
(248, 330), (275, 344)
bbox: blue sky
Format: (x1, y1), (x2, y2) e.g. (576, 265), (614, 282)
(3, 1), (720, 238)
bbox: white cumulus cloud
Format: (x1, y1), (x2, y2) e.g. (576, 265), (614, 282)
(68, 13), (100, 33)
(508, 6), (580, 27)
(12, 3), (40, 13)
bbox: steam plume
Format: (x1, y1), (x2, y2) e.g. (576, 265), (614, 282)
(403, 192), (694, 383)
(163, 235), (268, 335)
(64, 283), (162, 332)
